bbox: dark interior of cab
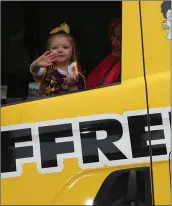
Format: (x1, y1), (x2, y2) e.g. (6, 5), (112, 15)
(1, 1), (122, 105)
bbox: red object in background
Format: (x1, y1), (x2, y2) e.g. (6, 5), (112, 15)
(86, 53), (121, 88)
(86, 19), (121, 88)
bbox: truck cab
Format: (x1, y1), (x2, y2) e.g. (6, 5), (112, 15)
(1, 1), (171, 205)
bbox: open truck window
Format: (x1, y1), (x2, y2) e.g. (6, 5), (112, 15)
(1, 1), (122, 105)
(1, 2), (171, 205)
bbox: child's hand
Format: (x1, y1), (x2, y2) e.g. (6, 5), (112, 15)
(32, 51), (57, 68)
(65, 77), (77, 87)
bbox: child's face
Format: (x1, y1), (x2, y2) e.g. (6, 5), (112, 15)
(49, 35), (73, 64)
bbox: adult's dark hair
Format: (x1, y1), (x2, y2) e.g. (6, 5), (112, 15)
(109, 18), (121, 37)
(161, 1), (171, 18)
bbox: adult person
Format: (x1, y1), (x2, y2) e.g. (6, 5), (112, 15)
(86, 19), (121, 88)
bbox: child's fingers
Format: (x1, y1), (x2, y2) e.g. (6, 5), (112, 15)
(46, 59), (53, 64)
(48, 52), (57, 58)
(69, 72), (74, 80)
(45, 62), (53, 67)
(48, 55), (57, 61)
(43, 51), (51, 56)
(73, 71), (77, 80)
(47, 55), (58, 63)
(72, 74), (76, 80)
(44, 57), (57, 66)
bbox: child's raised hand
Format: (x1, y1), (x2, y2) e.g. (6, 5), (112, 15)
(33, 51), (57, 68)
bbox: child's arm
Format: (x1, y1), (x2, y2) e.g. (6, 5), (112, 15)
(30, 51), (57, 82)
(30, 63), (44, 76)
(30, 65), (46, 83)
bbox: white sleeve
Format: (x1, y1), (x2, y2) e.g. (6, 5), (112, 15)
(30, 66), (44, 77)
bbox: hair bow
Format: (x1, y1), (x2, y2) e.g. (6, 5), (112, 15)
(50, 22), (70, 35)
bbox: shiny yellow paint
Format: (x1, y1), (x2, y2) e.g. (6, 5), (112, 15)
(1, 1), (170, 205)
(140, 1), (171, 205)
(140, 1), (170, 107)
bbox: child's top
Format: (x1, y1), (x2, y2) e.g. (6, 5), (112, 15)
(31, 62), (86, 96)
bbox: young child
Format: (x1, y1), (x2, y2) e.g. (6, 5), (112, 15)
(30, 23), (86, 96)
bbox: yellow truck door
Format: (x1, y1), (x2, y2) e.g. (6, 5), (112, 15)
(139, 1), (171, 205)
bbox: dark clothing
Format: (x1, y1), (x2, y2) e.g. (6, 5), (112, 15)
(35, 68), (85, 96)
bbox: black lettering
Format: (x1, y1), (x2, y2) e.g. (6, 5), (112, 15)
(128, 113), (167, 158)
(1, 128), (33, 173)
(169, 111), (171, 126)
(39, 124), (74, 168)
(79, 119), (126, 164)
